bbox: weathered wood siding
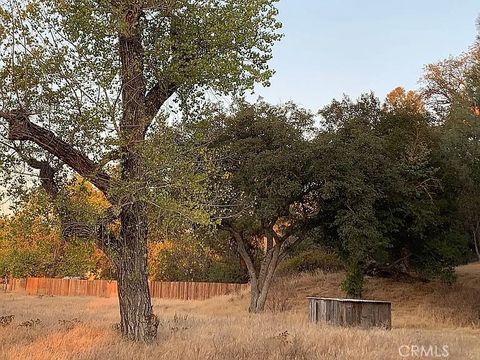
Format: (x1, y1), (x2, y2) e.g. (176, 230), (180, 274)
(308, 297), (391, 330)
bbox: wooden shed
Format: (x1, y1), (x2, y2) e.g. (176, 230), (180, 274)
(308, 297), (391, 330)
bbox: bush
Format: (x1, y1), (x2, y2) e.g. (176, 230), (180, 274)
(206, 259), (248, 283)
(149, 238), (211, 282)
(277, 248), (343, 275)
(56, 240), (97, 278)
(149, 237), (248, 283)
(341, 261), (364, 298)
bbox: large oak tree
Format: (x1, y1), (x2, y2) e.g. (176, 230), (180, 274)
(196, 100), (316, 312)
(0, 0), (281, 341)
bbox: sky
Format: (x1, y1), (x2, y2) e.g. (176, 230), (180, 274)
(253, 0), (479, 111)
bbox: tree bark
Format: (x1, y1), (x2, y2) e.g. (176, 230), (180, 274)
(228, 226), (282, 313)
(3, 111), (110, 193)
(114, 6), (158, 341)
(473, 224), (480, 261)
(254, 242), (280, 312)
(115, 200), (158, 341)
(229, 229), (260, 312)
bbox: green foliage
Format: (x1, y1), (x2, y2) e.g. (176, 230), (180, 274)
(311, 91), (472, 295)
(0, 188), (108, 279)
(422, 43), (480, 262)
(149, 237), (212, 282)
(56, 240), (97, 278)
(196, 99), (315, 228)
(0, 0), (282, 236)
(409, 231), (462, 284)
(341, 261), (365, 298)
(0, 200), (57, 278)
(0, 245), (54, 278)
(206, 259), (249, 284)
(0, 215), (96, 278)
(143, 0), (283, 111)
(149, 232), (247, 283)
(138, 121), (213, 229)
(277, 248), (343, 275)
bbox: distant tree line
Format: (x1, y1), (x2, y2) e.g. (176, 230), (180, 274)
(3, 72), (480, 311)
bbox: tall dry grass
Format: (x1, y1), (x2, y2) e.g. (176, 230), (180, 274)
(1, 263), (480, 360)
(268, 263), (480, 329)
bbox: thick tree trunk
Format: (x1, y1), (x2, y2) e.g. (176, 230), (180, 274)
(249, 276), (273, 313)
(254, 248), (280, 312)
(116, 200), (158, 341)
(249, 229), (280, 313)
(249, 283), (261, 312)
(115, 6), (158, 341)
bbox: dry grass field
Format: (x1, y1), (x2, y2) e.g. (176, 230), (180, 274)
(1, 263), (480, 360)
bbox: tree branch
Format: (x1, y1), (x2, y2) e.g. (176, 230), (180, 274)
(279, 235), (299, 254)
(220, 223), (258, 284)
(61, 206), (121, 252)
(96, 149), (120, 170)
(144, 80), (177, 132)
(9, 141), (61, 198)
(1, 111), (110, 194)
(25, 158), (60, 198)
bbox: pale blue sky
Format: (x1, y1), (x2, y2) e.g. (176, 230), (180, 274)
(254, 0), (479, 111)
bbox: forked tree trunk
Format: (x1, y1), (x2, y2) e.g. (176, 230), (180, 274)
(250, 235), (280, 313)
(248, 255), (279, 313)
(230, 227), (281, 313)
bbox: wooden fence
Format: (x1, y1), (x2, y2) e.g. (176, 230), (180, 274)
(5, 277), (249, 301)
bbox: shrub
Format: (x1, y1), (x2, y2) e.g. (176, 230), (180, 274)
(277, 248), (343, 275)
(206, 259), (249, 283)
(149, 239), (212, 282)
(56, 240), (97, 278)
(341, 261), (365, 298)
(149, 238), (248, 283)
